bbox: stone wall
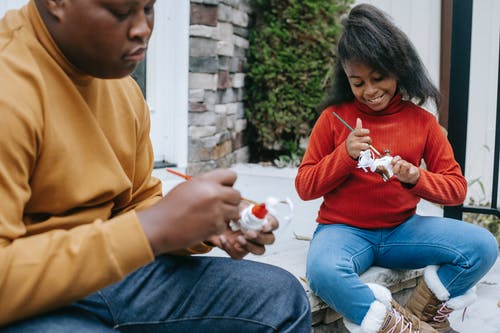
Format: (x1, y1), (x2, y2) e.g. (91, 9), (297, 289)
(187, 0), (251, 174)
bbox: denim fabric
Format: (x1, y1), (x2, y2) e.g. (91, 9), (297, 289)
(2, 256), (311, 332)
(306, 215), (498, 325)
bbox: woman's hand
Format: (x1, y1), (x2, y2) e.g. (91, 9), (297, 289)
(391, 155), (420, 185)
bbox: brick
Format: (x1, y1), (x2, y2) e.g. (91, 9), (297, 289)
(189, 125), (217, 138)
(190, 3), (218, 27)
(215, 104), (228, 114)
(189, 102), (208, 112)
(190, 24), (217, 38)
(235, 118), (247, 132)
(189, 89), (205, 102)
(218, 70), (232, 89)
(189, 73), (217, 90)
(232, 73), (245, 88)
(218, 4), (233, 22)
(217, 22), (234, 42)
(190, 56), (218, 73)
(231, 9), (248, 27)
(188, 110), (218, 126)
(234, 35), (249, 49)
(217, 40), (234, 57)
(190, 37), (217, 57)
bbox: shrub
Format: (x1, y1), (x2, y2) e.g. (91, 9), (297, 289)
(245, 0), (352, 163)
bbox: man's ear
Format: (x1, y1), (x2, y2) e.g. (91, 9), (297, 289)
(37, 0), (66, 21)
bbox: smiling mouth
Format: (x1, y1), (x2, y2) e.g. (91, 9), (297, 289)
(367, 94), (384, 104)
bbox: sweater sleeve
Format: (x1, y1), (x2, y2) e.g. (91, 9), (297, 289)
(408, 117), (467, 205)
(296, 110), (357, 200)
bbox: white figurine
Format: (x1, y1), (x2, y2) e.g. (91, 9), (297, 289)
(229, 197), (294, 232)
(357, 149), (394, 182)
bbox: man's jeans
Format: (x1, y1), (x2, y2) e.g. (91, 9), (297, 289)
(306, 215), (499, 325)
(2, 256), (311, 332)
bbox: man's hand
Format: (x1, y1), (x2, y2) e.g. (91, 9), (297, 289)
(138, 169), (241, 256)
(207, 214), (279, 260)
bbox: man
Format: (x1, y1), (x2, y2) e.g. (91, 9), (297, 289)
(0, 0), (311, 331)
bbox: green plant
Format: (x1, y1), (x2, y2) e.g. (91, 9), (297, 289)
(245, 0), (352, 162)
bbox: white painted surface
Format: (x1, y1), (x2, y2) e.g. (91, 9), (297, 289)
(147, 1), (190, 168)
(465, 0), (500, 205)
(0, 0), (28, 13)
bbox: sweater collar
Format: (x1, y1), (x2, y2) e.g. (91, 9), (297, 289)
(354, 92), (405, 116)
(26, 1), (93, 86)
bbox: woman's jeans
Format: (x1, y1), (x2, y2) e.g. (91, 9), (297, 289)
(1, 255), (311, 333)
(306, 214), (498, 325)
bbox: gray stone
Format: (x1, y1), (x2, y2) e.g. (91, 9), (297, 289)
(218, 88), (237, 104)
(190, 24), (217, 38)
(233, 26), (249, 38)
(189, 73), (218, 91)
(204, 90), (218, 108)
(188, 110), (218, 126)
(189, 125), (217, 138)
(232, 73), (245, 88)
(190, 37), (218, 57)
(231, 9), (248, 27)
(188, 89), (205, 102)
(217, 4), (233, 22)
(217, 22), (234, 42)
(189, 56), (219, 73)
(217, 40), (234, 57)
(234, 35), (249, 49)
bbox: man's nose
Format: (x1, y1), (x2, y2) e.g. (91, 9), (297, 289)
(129, 11), (152, 41)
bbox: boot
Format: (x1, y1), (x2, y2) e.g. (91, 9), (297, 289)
(405, 266), (477, 333)
(378, 306), (437, 333)
(343, 283), (437, 333)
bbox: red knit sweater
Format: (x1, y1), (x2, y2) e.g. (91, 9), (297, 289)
(295, 94), (467, 229)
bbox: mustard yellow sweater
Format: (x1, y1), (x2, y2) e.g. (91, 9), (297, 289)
(0, 1), (179, 325)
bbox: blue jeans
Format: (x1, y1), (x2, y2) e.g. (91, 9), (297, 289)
(2, 256), (311, 332)
(306, 215), (498, 325)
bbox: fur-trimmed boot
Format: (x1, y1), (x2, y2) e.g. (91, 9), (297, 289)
(343, 283), (437, 333)
(405, 266), (477, 333)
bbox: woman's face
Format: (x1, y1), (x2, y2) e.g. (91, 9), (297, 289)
(343, 61), (397, 112)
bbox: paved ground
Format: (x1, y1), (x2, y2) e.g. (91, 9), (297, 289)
(154, 163), (500, 332)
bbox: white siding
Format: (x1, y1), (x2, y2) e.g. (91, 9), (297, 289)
(465, 0), (500, 203)
(147, 1), (190, 168)
(0, 0), (28, 13)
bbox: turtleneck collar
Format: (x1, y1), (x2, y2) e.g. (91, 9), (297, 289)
(354, 92), (406, 116)
(26, 0), (94, 86)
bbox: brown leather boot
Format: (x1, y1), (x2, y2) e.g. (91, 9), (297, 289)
(343, 283), (437, 333)
(405, 277), (457, 332)
(405, 267), (476, 333)
(377, 304), (437, 333)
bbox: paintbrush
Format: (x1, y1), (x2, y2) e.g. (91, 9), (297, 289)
(332, 112), (382, 156)
(166, 168), (259, 205)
